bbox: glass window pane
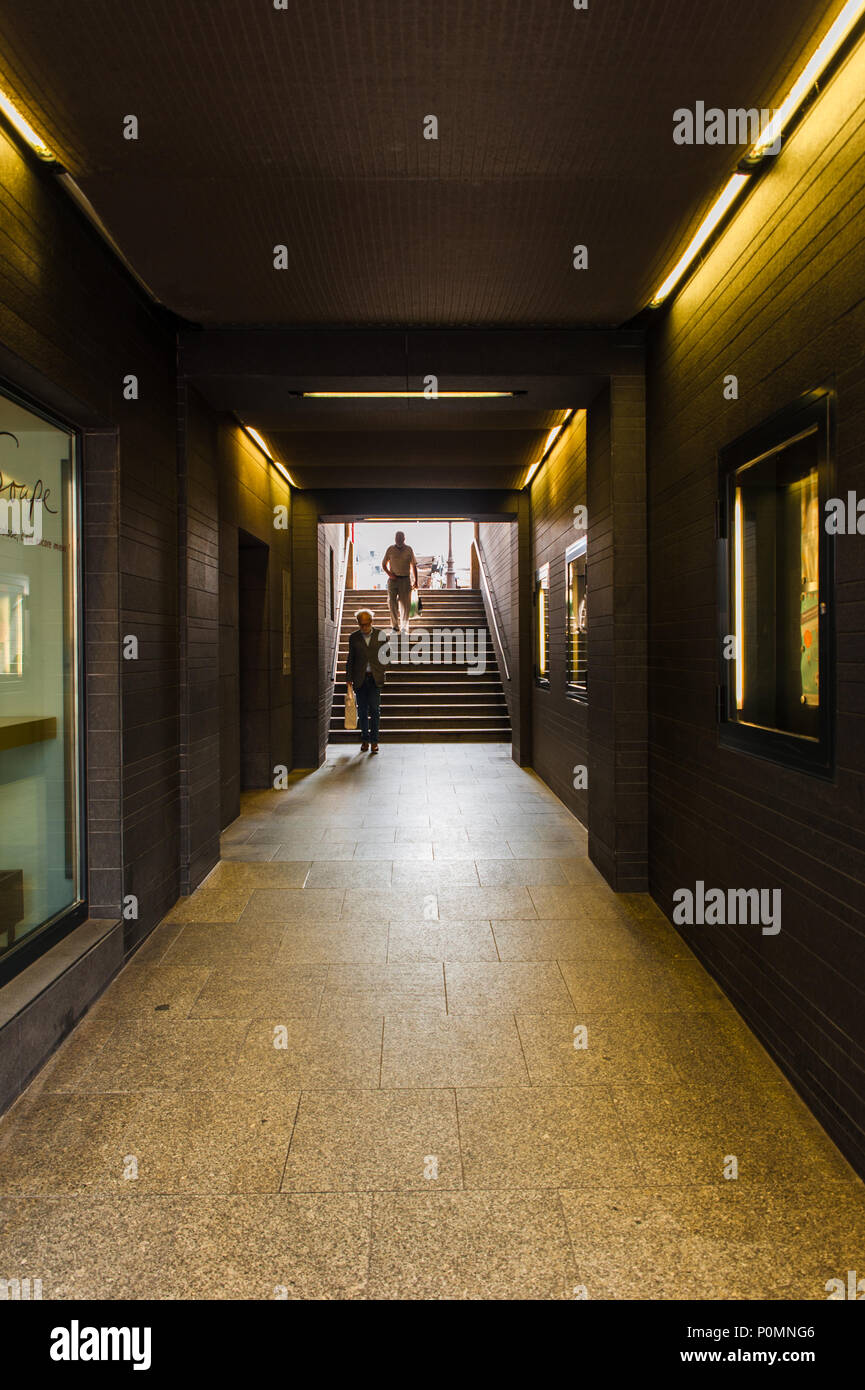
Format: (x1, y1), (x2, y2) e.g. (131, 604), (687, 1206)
(0, 392), (81, 963)
(536, 564), (549, 682)
(730, 430), (821, 741)
(566, 545), (587, 693)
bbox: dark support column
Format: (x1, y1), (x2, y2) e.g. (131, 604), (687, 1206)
(291, 492), (323, 769)
(587, 377), (648, 891)
(177, 388), (221, 895)
(514, 491), (534, 766)
(82, 430), (124, 920)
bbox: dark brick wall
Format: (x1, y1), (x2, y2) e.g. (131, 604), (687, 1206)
(477, 520), (518, 739)
(646, 38), (865, 1174)
(216, 422), (293, 824)
(319, 521), (346, 759)
(587, 378), (649, 892)
(527, 413), (589, 824)
(0, 126), (180, 948)
(178, 386), (220, 891)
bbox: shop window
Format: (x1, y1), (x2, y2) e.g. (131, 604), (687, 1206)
(566, 537), (587, 699)
(534, 563), (549, 686)
(0, 386), (84, 974)
(718, 390), (833, 774)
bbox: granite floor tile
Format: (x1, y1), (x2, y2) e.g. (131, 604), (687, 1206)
(231, 1018), (383, 1090)
(160, 922), (287, 968)
(438, 887), (536, 920)
(475, 859), (568, 886)
(343, 890), (440, 924)
(87, 963), (212, 1021)
(445, 962), (575, 1014)
(189, 965), (327, 1018)
(0, 1193), (371, 1299)
(559, 956), (721, 1013)
(303, 860), (393, 889)
(387, 921), (499, 963)
(492, 919), (652, 963)
(558, 1183), (865, 1300)
(270, 842), (359, 862)
(205, 860), (312, 888)
(516, 1012), (681, 1086)
(70, 1018), (250, 1093)
(456, 1084), (639, 1189)
(368, 1192), (577, 1299)
(165, 889), (253, 923)
(318, 963), (446, 1017)
(381, 1013), (530, 1088)
(239, 888), (345, 923)
(283, 1089), (461, 1191)
(0, 1090), (298, 1195)
(611, 1081), (857, 1186)
(390, 861), (480, 888)
(274, 924), (388, 965)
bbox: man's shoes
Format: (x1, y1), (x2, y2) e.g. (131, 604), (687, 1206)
(371, 744), (379, 754)
(360, 742), (369, 752)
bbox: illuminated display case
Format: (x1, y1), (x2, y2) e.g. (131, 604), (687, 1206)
(718, 390), (835, 776)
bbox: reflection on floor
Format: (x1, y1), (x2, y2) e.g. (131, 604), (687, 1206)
(0, 744), (863, 1299)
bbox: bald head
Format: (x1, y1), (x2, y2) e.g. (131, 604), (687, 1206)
(395, 531), (405, 545)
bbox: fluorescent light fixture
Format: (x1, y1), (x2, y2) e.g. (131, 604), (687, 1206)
(524, 409), (577, 488)
(650, 0), (865, 306)
(751, 0), (865, 157)
(734, 487), (744, 710)
(242, 426), (296, 487)
(650, 173), (749, 307)
(0, 84), (55, 161)
(302, 391), (514, 399)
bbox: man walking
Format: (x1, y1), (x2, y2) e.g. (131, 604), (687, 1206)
(345, 607), (387, 753)
(381, 530), (418, 634)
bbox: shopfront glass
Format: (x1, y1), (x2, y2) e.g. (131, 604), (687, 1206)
(0, 389), (82, 966)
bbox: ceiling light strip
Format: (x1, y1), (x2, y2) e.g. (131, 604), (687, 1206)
(524, 409), (577, 489)
(0, 83), (55, 160)
(302, 391), (515, 399)
(650, 0), (865, 307)
(242, 426), (296, 488)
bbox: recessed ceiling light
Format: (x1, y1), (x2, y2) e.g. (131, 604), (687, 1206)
(302, 391), (516, 399)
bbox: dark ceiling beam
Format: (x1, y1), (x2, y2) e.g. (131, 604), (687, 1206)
(308, 487), (522, 522)
(179, 327), (645, 382)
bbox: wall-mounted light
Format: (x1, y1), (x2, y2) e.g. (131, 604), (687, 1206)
(734, 487), (745, 710)
(524, 409), (577, 489)
(302, 391), (517, 400)
(650, 0), (865, 307)
(0, 83), (56, 161)
(242, 425), (296, 488)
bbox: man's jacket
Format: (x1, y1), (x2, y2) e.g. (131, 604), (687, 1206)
(345, 627), (388, 688)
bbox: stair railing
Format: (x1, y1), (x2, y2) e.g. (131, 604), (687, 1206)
(331, 531), (351, 684)
(471, 537), (510, 682)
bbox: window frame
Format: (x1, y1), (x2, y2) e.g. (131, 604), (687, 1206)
(0, 378), (88, 985)
(717, 388), (835, 777)
(565, 536), (587, 702)
(534, 562), (550, 688)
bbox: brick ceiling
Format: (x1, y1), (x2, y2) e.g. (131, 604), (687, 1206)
(0, 0), (846, 327)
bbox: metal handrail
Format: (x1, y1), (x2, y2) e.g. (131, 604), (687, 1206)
(471, 536), (510, 682)
(331, 531), (351, 682)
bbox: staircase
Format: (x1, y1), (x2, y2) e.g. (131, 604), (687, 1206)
(330, 588), (511, 742)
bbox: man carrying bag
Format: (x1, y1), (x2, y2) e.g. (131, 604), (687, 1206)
(345, 607), (388, 754)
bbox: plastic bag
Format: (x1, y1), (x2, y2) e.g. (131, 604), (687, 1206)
(344, 687), (358, 730)
(409, 588), (419, 618)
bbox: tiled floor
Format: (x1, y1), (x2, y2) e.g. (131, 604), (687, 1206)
(1, 743), (864, 1299)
